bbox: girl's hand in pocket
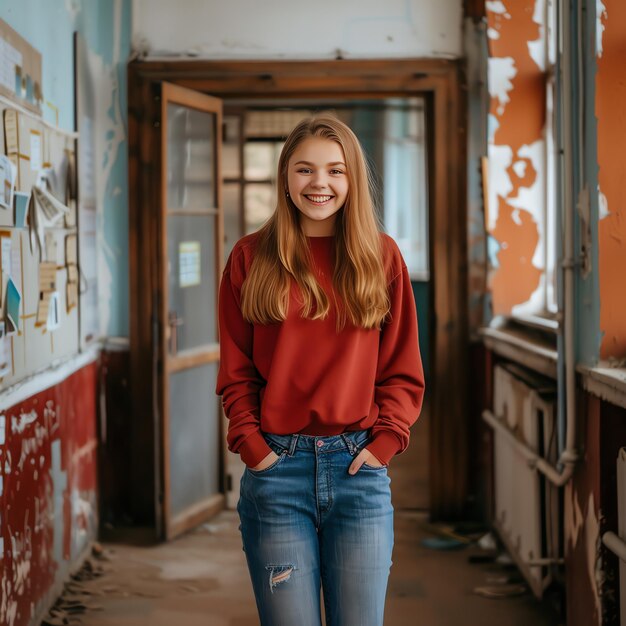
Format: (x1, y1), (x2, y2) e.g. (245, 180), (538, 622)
(251, 450), (280, 471)
(349, 448), (385, 474)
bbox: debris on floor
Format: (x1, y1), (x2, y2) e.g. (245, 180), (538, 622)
(421, 536), (468, 550)
(41, 544), (110, 624)
(473, 583), (528, 599)
(417, 521), (473, 550)
(418, 521), (490, 551)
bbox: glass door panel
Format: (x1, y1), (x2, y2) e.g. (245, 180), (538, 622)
(160, 82), (223, 539)
(167, 214), (217, 353)
(167, 104), (216, 211)
(169, 362), (220, 517)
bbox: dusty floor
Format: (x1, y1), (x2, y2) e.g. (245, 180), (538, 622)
(45, 408), (561, 625)
(44, 509), (562, 626)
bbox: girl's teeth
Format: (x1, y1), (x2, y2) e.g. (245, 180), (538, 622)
(307, 195), (332, 202)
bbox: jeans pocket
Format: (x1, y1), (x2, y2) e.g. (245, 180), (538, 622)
(361, 461), (388, 471)
(247, 450), (288, 475)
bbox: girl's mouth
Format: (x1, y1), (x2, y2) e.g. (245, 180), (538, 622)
(304, 194), (334, 205)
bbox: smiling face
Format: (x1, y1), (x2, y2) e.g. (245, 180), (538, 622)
(286, 137), (349, 236)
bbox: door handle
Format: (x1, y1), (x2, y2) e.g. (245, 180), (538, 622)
(168, 311), (184, 355)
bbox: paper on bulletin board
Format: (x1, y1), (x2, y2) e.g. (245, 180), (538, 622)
(67, 264), (78, 284)
(5, 277), (20, 333)
(36, 292), (51, 326)
(36, 262), (56, 326)
(3, 109), (19, 177)
(28, 186), (70, 260)
(65, 233), (77, 265)
(30, 130), (42, 171)
(179, 241), (201, 287)
(0, 155), (16, 211)
(0, 235), (11, 277)
(46, 292), (60, 331)
(66, 281), (78, 312)
(0, 36), (22, 95)
(0, 322), (11, 377)
(38, 262), (56, 293)
(14, 191), (28, 228)
(44, 232), (57, 263)
(7, 110), (45, 191)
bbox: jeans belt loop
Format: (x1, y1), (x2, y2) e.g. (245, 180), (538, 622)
(288, 434), (299, 456)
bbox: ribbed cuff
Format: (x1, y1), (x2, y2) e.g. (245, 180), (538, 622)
(365, 431), (402, 466)
(239, 430), (274, 468)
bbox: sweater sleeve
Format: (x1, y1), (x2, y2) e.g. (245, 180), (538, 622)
(366, 263), (425, 466)
(215, 248), (273, 468)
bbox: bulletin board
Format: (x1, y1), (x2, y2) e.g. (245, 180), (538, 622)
(0, 96), (81, 390)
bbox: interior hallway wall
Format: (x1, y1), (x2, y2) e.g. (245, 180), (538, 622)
(0, 3), (131, 626)
(484, 0), (547, 317)
(133, 0), (462, 60)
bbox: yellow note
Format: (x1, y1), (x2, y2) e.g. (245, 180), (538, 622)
(39, 262), (56, 293)
(66, 281), (78, 312)
(36, 291), (51, 326)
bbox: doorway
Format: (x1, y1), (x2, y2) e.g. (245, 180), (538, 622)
(128, 59), (467, 538)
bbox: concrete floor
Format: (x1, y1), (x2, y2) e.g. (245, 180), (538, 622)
(44, 509), (562, 626)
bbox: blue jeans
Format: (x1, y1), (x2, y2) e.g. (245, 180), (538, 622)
(237, 429), (394, 626)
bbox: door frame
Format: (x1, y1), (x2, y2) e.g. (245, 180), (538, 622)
(128, 58), (468, 523)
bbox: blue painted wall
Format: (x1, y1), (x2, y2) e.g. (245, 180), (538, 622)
(0, 0), (131, 338)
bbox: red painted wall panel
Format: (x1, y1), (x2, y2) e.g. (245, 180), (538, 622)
(0, 361), (98, 626)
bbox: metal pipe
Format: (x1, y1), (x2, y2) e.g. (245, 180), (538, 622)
(482, 409), (576, 487)
(562, 0), (578, 478)
(602, 531), (626, 563)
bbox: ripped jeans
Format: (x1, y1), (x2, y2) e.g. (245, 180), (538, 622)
(237, 430), (394, 626)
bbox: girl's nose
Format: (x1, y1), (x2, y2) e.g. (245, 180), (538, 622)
(310, 173), (329, 188)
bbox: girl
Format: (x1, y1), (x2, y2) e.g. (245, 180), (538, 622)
(216, 114), (425, 626)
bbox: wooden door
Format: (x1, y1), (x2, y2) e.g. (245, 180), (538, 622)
(159, 83), (224, 539)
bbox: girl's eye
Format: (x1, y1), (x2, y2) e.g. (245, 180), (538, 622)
(297, 168), (312, 174)
(330, 169), (344, 175)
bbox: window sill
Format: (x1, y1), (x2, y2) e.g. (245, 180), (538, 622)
(577, 363), (626, 410)
(479, 324), (558, 379)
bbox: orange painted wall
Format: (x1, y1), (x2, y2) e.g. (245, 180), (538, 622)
(486, 0), (545, 315)
(597, 0), (626, 360)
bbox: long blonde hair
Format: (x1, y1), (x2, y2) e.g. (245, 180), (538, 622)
(241, 114), (389, 330)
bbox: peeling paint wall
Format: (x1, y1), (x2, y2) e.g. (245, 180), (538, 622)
(596, 0), (626, 361)
(485, 0), (547, 316)
(0, 362), (98, 626)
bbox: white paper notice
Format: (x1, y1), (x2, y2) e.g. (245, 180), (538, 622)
(47, 291), (60, 331)
(0, 39), (22, 94)
(30, 131), (42, 172)
(0, 155), (17, 210)
(1, 237), (11, 277)
(179, 241), (201, 288)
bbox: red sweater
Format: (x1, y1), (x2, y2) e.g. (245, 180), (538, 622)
(216, 232), (425, 468)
